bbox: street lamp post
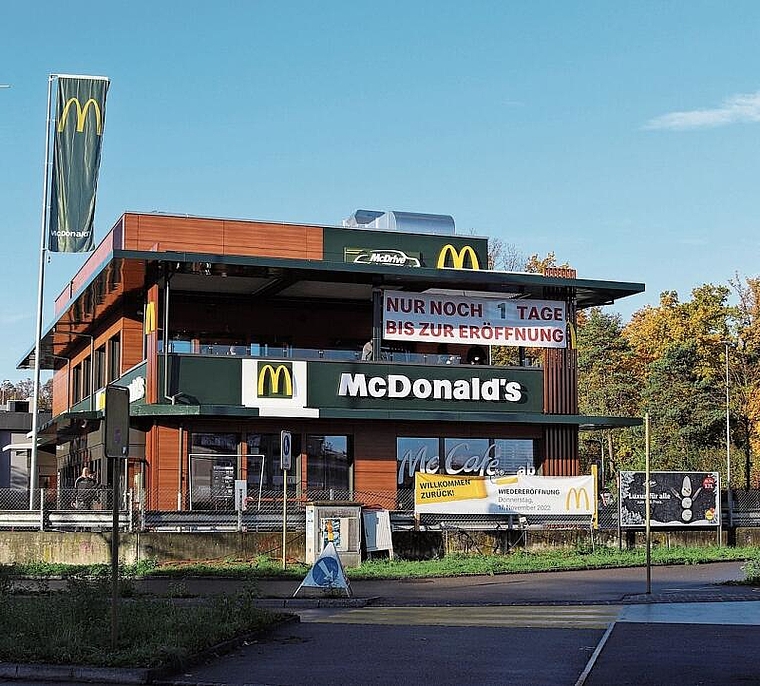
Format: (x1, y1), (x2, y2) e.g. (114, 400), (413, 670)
(725, 341), (732, 528)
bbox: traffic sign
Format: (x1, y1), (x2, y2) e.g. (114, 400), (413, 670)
(280, 430), (292, 470)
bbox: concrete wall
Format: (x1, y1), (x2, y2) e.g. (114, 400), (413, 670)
(1, 528), (758, 566)
(0, 531), (306, 566)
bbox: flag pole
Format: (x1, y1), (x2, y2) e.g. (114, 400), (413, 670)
(29, 74), (55, 509)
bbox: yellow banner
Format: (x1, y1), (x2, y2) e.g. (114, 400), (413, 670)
(415, 473), (487, 504)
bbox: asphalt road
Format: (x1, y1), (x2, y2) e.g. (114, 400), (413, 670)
(4, 562), (759, 686)
(166, 561), (760, 686)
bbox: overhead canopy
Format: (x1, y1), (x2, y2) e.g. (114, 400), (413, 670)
(18, 248), (645, 371)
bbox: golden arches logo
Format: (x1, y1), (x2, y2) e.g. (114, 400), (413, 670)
(565, 487), (590, 511)
(57, 97), (103, 135)
(144, 302), (156, 335)
(258, 363), (293, 398)
(566, 321), (577, 350)
(436, 244), (480, 270)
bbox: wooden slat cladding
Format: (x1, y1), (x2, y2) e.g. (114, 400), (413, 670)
(51, 368), (69, 417)
(121, 319), (144, 371)
(145, 424), (181, 510)
(541, 426), (579, 475)
(543, 347), (578, 414)
(540, 267), (579, 475)
(223, 220), (323, 260)
(123, 214), (324, 260)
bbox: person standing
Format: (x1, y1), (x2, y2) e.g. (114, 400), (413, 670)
(74, 466), (98, 510)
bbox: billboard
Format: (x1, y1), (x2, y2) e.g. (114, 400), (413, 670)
(383, 291), (567, 348)
(619, 471), (720, 528)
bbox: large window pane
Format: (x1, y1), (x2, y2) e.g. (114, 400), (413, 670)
(189, 432), (239, 510)
(492, 439), (535, 475)
(307, 435), (351, 493)
(397, 436), (536, 487)
(396, 437), (439, 488)
(246, 433), (301, 496)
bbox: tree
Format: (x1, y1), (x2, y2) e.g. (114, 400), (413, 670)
(641, 342), (724, 471)
(0, 377), (52, 411)
(487, 237), (527, 272)
(728, 275), (760, 488)
(577, 309), (639, 486)
(524, 251), (570, 274)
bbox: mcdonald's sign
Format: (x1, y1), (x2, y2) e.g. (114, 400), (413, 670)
(565, 487), (591, 512)
(257, 363), (293, 398)
(436, 244), (480, 270)
(57, 97), (104, 134)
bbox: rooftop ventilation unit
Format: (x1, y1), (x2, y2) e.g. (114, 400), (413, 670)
(343, 210), (455, 236)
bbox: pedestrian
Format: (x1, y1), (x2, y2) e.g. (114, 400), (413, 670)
(74, 466), (98, 510)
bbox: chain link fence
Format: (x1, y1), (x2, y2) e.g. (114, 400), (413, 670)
(1, 486), (758, 532)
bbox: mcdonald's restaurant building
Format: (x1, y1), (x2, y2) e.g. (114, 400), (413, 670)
(21, 210), (644, 516)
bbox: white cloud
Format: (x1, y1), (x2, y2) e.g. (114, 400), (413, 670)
(644, 91), (760, 130)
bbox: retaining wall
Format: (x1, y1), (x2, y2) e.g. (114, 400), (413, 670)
(0, 527), (758, 566)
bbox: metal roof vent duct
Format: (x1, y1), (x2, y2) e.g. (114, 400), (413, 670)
(343, 210), (455, 235)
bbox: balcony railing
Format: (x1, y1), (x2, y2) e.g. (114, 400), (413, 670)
(159, 341), (462, 366)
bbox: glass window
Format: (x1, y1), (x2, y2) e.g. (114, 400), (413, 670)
(94, 345), (106, 390)
(82, 357), (92, 398)
(189, 432), (239, 510)
(108, 335), (121, 382)
(396, 436), (536, 488)
(72, 363), (82, 403)
(307, 434), (351, 493)
(246, 433), (301, 496)
(491, 439), (535, 475)
(396, 437), (439, 488)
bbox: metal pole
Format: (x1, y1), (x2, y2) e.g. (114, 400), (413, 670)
(89, 336), (95, 411)
(282, 469), (287, 569)
(645, 412), (651, 595)
(30, 74), (55, 509)
(111, 446), (124, 649)
(726, 341), (733, 528)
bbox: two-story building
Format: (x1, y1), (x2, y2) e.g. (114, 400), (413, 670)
(19, 209), (644, 513)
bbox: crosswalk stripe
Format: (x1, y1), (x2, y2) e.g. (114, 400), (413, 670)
(302, 605), (622, 629)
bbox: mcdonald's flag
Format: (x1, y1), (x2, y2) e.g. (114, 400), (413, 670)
(48, 76), (110, 252)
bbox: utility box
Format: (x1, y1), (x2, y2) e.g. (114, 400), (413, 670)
(305, 501), (362, 567)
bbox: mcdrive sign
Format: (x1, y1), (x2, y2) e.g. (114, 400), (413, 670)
(383, 291), (567, 348)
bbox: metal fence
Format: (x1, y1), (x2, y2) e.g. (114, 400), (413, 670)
(1, 487), (759, 533)
(0, 488), (132, 531)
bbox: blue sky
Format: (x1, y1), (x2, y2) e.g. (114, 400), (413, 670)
(2, 2), (760, 382)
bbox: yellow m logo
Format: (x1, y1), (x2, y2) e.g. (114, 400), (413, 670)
(566, 321), (577, 350)
(57, 97), (103, 135)
(436, 244), (480, 270)
(144, 302), (156, 335)
(258, 363), (293, 398)
(565, 487), (590, 511)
